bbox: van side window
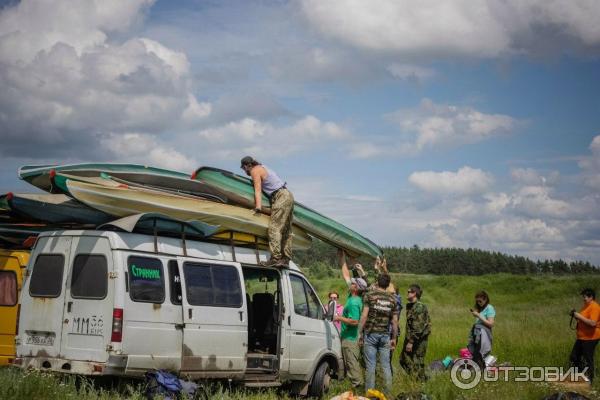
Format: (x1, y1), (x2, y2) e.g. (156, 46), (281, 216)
(71, 255), (108, 299)
(304, 280), (323, 319)
(290, 275), (323, 319)
(168, 260), (182, 305)
(0, 271), (17, 306)
(290, 275), (309, 317)
(127, 256), (165, 304)
(183, 262), (242, 307)
(29, 254), (65, 298)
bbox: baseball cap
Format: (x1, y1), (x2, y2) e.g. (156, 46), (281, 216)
(350, 277), (368, 292)
(240, 156), (254, 168)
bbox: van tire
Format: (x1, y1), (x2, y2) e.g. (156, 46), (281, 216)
(308, 361), (331, 398)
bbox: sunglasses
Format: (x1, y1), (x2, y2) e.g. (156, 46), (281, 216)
(407, 290), (415, 293)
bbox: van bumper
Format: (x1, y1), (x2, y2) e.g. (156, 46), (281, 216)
(17, 355), (127, 376)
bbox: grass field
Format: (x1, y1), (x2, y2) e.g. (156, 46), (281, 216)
(2, 273), (600, 399)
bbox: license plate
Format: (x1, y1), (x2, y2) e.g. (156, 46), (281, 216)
(26, 334), (54, 346)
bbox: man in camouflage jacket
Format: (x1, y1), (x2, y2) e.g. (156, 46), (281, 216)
(400, 284), (431, 381)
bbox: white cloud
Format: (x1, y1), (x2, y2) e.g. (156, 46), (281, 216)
(301, 1), (600, 59)
(510, 186), (572, 219)
(511, 167), (560, 186)
(349, 99), (517, 158)
(579, 134), (600, 189)
(0, 0), (209, 159)
(409, 166), (494, 195)
(386, 63), (436, 83)
(392, 98), (517, 151)
(477, 219), (564, 244)
(197, 115), (349, 160)
(100, 133), (196, 172)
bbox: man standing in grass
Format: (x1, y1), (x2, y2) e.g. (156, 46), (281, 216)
(358, 272), (398, 397)
(336, 250), (367, 389)
(400, 284), (431, 381)
(570, 288), (600, 383)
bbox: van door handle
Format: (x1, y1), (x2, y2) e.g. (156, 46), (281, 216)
(294, 332), (306, 336)
(67, 302), (72, 313)
(188, 309), (192, 319)
(238, 311), (243, 321)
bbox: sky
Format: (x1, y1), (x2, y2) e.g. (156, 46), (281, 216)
(0, 0), (599, 263)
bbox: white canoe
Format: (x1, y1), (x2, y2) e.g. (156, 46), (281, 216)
(65, 178), (312, 250)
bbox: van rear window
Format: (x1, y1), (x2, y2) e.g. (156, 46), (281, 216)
(0, 271), (17, 306)
(183, 263), (242, 307)
(128, 256), (165, 303)
(29, 254), (65, 298)
(71, 255), (108, 299)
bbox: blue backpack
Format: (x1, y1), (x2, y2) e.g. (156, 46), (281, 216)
(145, 370), (203, 400)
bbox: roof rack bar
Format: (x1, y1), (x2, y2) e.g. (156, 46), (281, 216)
(181, 223), (187, 257)
(153, 218), (158, 254)
(254, 235), (260, 265)
(229, 231), (236, 262)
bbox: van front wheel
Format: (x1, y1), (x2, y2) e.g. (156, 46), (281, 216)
(308, 361), (331, 398)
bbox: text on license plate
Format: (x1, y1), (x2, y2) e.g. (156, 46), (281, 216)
(26, 334), (54, 346)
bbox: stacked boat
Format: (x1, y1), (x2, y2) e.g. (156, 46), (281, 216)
(0, 163), (382, 258)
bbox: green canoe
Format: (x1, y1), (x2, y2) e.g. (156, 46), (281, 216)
(19, 163), (225, 202)
(192, 167), (383, 258)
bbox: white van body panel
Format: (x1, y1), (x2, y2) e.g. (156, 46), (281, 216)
(17, 230), (342, 388)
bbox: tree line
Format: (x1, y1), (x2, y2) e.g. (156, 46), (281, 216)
(295, 240), (599, 277)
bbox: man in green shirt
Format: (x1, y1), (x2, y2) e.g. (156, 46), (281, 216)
(336, 250), (367, 388)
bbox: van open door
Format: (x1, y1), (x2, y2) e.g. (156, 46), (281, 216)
(178, 259), (247, 378)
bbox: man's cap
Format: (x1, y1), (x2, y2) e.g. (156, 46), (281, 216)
(351, 277), (368, 291)
(240, 156), (254, 167)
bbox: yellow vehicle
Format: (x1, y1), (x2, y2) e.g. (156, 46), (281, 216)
(0, 249), (29, 365)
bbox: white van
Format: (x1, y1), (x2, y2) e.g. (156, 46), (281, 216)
(16, 229), (343, 397)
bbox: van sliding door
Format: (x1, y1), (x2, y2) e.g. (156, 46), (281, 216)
(179, 259), (247, 378)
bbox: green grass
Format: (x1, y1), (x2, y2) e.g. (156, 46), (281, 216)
(2, 274), (600, 399)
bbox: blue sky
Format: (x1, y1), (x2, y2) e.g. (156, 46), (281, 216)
(1, 0), (599, 263)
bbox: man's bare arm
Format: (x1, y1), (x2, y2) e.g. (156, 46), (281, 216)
(250, 168), (263, 210)
(358, 305), (369, 335)
(338, 249), (351, 282)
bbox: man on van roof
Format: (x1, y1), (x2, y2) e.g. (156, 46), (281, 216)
(241, 156), (294, 267)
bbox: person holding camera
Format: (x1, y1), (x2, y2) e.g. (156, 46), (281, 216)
(570, 288), (600, 383)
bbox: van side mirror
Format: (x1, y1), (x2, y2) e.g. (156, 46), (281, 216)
(325, 300), (336, 321)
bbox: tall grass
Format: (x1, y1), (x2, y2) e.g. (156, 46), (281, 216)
(2, 274), (599, 399)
